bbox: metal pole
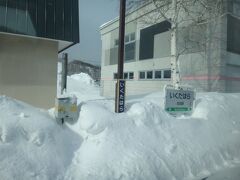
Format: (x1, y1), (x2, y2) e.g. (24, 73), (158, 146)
(115, 0), (126, 113)
(117, 0), (126, 79)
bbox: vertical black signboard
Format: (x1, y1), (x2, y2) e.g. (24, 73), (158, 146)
(115, 80), (125, 113)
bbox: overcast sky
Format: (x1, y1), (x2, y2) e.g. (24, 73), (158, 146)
(64, 0), (119, 65)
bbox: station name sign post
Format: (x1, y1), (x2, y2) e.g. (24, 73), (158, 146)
(115, 0), (126, 113)
(115, 79), (126, 113)
(164, 85), (196, 116)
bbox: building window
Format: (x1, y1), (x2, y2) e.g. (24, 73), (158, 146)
(163, 70), (171, 79)
(125, 36), (129, 42)
(114, 32), (136, 62)
(129, 72), (134, 79)
(139, 71), (146, 79)
(114, 39), (119, 46)
(125, 43), (135, 61)
(114, 72), (134, 80)
(227, 14), (240, 54)
(138, 69), (171, 80)
(130, 33), (135, 41)
(147, 71), (153, 79)
(125, 32), (135, 42)
(124, 72), (128, 79)
(125, 33), (135, 61)
(139, 21), (171, 60)
(125, 72), (134, 80)
(155, 70), (162, 79)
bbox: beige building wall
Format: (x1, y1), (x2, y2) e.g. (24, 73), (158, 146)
(0, 33), (58, 109)
(101, 56), (171, 97)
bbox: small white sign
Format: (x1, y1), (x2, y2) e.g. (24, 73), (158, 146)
(55, 95), (78, 124)
(164, 85), (195, 115)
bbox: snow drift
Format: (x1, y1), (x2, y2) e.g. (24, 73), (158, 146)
(0, 96), (82, 180)
(66, 73), (102, 102)
(1, 73), (240, 180)
(65, 92), (240, 180)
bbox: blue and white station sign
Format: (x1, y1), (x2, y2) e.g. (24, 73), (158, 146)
(164, 85), (196, 115)
(116, 79), (126, 113)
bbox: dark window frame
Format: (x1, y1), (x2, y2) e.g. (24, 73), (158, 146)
(113, 73), (118, 80)
(227, 14), (240, 54)
(113, 32), (136, 62)
(124, 72), (128, 79)
(129, 72), (134, 79)
(113, 72), (134, 80)
(139, 20), (171, 60)
(138, 69), (171, 80)
(147, 71), (153, 79)
(154, 70), (162, 79)
(163, 69), (171, 79)
(139, 71), (146, 79)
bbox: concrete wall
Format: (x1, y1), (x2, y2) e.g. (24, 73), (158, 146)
(0, 33), (58, 108)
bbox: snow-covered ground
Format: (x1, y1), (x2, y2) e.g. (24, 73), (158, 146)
(66, 73), (103, 102)
(0, 96), (81, 180)
(0, 73), (240, 180)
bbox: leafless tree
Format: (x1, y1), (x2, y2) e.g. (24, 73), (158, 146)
(155, 0), (226, 88)
(127, 0), (228, 90)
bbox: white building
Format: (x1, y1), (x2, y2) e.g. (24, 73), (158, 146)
(100, 1), (240, 97)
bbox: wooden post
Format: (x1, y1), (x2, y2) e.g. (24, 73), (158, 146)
(115, 0), (126, 113)
(61, 53), (68, 94)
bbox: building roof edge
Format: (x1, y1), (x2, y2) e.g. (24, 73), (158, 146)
(100, 0), (152, 30)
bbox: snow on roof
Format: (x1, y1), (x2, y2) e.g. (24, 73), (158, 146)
(100, 17), (119, 30)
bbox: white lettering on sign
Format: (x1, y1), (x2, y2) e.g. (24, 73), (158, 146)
(120, 88), (125, 94)
(117, 80), (125, 113)
(120, 94), (124, 100)
(120, 100), (124, 105)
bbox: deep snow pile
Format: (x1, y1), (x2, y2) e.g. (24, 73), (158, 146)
(66, 73), (103, 101)
(207, 165), (240, 180)
(1, 73), (240, 180)
(65, 92), (240, 180)
(0, 96), (81, 180)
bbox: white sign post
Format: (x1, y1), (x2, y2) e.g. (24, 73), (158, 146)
(164, 85), (196, 116)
